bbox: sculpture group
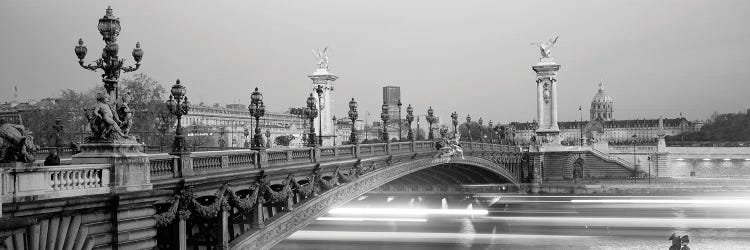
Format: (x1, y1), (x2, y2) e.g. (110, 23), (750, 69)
(435, 128), (464, 159)
(0, 119), (39, 163)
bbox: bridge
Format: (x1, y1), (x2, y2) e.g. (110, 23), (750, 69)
(1, 141), (561, 250)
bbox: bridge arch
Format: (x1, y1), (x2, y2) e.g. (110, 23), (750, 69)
(229, 155), (519, 249)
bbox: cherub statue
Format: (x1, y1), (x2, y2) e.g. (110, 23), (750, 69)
(86, 92), (127, 141)
(530, 36), (559, 58)
(117, 92), (134, 135)
(449, 132), (465, 159)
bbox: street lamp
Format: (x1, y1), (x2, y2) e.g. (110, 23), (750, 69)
(466, 114), (473, 142)
(265, 129), (271, 148)
(243, 127), (250, 148)
(451, 112), (458, 134)
(219, 127), (226, 149)
(165, 79), (191, 155)
(306, 94), (319, 147)
(315, 85), (324, 146)
(192, 123), (199, 151)
(53, 117), (64, 148)
(427, 107), (436, 140)
(487, 120), (493, 143)
(75, 6), (143, 102)
(397, 100), (403, 141)
(381, 104), (390, 142)
(478, 117), (484, 143)
(632, 134), (638, 178)
(248, 87), (266, 150)
(406, 104), (414, 141)
(348, 98), (359, 144)
(332, 116), (337, 146)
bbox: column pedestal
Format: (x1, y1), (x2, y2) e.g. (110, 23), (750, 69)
(72, 142), (152, 193)
(532, 58), (562, 145)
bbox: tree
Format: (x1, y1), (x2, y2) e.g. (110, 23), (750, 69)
(119, 73), (173, 145)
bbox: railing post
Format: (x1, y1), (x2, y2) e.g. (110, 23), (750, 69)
(411, 141), (416, 152)
(386, 143), (392, 155)
(313, 147), (320, 163)
(354, 144), (360, 158)
(257, 150), (268, 168)
(177, 154), (194, 177)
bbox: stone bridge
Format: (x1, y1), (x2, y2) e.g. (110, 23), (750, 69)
(1, 141), (530, 250)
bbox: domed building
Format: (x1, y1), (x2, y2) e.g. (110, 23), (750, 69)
(590, 81), (613, 121)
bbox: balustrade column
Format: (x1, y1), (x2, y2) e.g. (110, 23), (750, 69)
(253, 202), (265, 229)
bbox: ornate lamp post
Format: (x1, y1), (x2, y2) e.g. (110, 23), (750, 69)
(265, 129), (271, 148)
(488, 120), (494, 143)
(218, 127), (226, 149)
(397, 100), (403, 141)
(451, 112), (458, 134)
(348, 98), (359, 144)
(315, 85), (324, 146)
(406, 104), (414, 141)
(478, 117), (484, 143)
(53, 117), (64, 148)
(74, 6), (143, 102)
(248, 87), (266, 150)
(381, 104), (390, 142)
(165, 79), (191, 154)
(332, 116), (337, 145)
(426, 107), (436, 140)
(243, 127), (250, 148)
(466, 114), (473, 142)
(306, 94), (319, 147)
(192, 123), (199, 151)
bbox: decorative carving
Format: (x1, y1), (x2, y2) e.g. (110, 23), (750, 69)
(117, 92), (134, 135)
(542, 82), (550, 104)
(0, 120), (39, 163)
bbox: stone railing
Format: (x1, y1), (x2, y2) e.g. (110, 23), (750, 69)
(589, 148), (636, 171)
(1, 164), (111, 202)
(146, 141), (516, 180)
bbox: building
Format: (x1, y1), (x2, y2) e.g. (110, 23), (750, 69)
(383, 86), (401, 122)
(510, 82), (699, 145)
(183, 104), (307, 148)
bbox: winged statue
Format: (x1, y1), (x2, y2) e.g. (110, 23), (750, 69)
(312, 47), (329, 69)
(530, 36), (559, 58)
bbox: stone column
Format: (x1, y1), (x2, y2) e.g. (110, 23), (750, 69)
(309, 68), (339, 147)
(532, 57), (562, 144)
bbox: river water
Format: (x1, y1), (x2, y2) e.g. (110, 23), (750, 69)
(275, 193), (750, 250)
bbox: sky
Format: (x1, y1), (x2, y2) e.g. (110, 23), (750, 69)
(1, 0), (749, 124)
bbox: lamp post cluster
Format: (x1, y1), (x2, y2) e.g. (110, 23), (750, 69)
(248, 87), (266, 150)
(305, 94), (319, 147)
(315, 86), (324, 146)
(478, 117), (484, 142)
(74, 6), (143, 100)
(381, 104), (390, 142)
(165, 79), (191, 155)
(53, 117), (64, 148)
(406, 104), (414, 141)
(427, 107), (437, 140)
(397, 100), (403, 141)
(348, 98), (358, 144)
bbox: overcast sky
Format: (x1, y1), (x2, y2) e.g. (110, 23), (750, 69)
(1, 0), (748, 123)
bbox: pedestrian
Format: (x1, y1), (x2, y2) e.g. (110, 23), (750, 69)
(44, 148), (61, 166)
(681, 235), (690, 250)
(668, 233), (681, 250)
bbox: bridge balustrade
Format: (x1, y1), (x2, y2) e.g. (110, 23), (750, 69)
(2, 164), (110, 202)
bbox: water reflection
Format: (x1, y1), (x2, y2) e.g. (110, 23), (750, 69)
(275, 193), (750, 250)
